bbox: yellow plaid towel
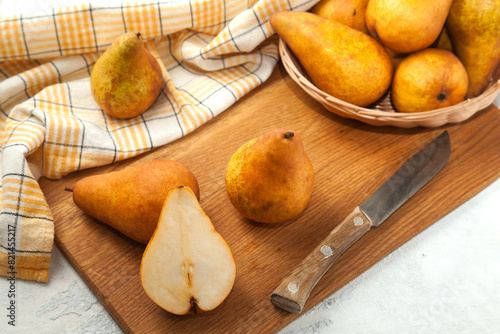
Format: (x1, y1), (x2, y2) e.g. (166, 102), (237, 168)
(0, 0), (319, 282)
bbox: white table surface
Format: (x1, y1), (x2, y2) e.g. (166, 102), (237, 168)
(1, 1), (500, 333)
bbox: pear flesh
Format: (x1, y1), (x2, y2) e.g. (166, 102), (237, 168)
(140, 186), (236, 315)
(225, 129), (314, 224)
(72, 159), (200, 244)
(90, 32), (164, 119)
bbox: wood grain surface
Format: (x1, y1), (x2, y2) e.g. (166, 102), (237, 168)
(39, 63), (500, 334)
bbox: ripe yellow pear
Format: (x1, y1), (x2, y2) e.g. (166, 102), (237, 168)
(446, 0), (500, 98)
(271, 11), (392, 107)
(90, 32), (164, 118)
(365, 0), (454, 54)
(140, 186), (236, 315)
(431, 28), (454, 53)
(391, 49), (469, 113)
(311, 0), (369, 32)
(385, 47), (407, 70)
(71, 160), (199, 244)
(225, 129), (314, 224)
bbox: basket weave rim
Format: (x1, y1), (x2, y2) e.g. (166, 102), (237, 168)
(279, 38), (500, 124)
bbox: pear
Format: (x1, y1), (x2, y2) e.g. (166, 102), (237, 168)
(446, 0), (500, 98)
(271, 11), (392, 107)
(71, 160), (199, 244)
(90, 32), (164, 119)
(431, 28), (454, 53)
(391, 49), (469, 113)
(225, 129), (314, 224)
(365, 0), (454, 54)
(140, 186), (236, 315)
(385, 47), (407, 70)
(311, 0), (369, 32)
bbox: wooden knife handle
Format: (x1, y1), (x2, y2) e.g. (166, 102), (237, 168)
(270, 206), (373, 313)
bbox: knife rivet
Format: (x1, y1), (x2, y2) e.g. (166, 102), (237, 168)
(321, 245), (333, 256)
(287, 282), (299, 294)
(354, 217), (363, 226)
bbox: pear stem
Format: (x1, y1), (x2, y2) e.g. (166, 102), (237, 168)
(284, 131), (294, 139)
(136, 32), (141, 38)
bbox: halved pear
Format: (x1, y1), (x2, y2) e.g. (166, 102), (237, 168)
(140, 186), (236, 315)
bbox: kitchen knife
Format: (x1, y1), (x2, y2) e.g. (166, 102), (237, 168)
(270, 131), (451, 314)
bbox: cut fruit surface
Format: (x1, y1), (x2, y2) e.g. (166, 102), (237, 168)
(140, 186), (236, 315)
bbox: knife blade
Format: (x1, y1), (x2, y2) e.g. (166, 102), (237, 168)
(270, 131), (451, 314)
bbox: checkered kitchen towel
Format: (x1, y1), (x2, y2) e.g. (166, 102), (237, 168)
(0, 0), (319, 282)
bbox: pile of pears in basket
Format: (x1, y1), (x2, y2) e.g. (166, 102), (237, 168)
(271, 0), (500, 113)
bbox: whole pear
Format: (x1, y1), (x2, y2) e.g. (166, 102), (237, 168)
(72, 160), (199, 244)
(391, 49), (469, 113)
(271, 11), (392, 107)
(311, 0), (369, 32)
(431, 28), (454, 53)
(90, 32), (164, 119)
(225, 129), (314, 224)
(385, 47), (407, 70)
(446, 0), (500, 98)
(365, 0), (454, 54)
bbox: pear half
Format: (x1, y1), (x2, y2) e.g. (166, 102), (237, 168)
(140, 186), (236, 315)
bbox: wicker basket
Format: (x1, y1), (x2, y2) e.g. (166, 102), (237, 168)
(279, 38), (500, 128)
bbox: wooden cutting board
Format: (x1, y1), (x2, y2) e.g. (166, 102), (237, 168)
(39, 64), (500, 334)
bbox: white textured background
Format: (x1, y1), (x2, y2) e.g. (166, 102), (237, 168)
(1, 1), (500, 333)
